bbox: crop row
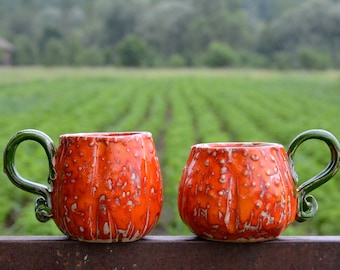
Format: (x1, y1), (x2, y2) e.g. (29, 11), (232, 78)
(0, 69), (340, 236)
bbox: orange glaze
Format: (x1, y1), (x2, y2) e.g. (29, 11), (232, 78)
(178, 143), (297, 242)
(52, 132), (162, 242)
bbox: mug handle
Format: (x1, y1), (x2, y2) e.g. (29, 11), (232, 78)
(287, 129), (340, 222)
(3, 129), (56, 222)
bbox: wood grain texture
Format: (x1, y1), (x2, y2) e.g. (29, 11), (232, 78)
(1, 236), (340, 269)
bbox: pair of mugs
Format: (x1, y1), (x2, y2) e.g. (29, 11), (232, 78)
(3, 129), (340, 242)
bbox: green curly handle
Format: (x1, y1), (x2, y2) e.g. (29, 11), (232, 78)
(287, 129), (340, 222)
(3, 129), (56, 222)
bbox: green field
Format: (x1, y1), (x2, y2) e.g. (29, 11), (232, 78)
(1, 67), (340, 237)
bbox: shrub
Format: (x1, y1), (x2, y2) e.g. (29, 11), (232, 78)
(298, 47), (331, 70)
(12, 35), (38, 65)
(205, 41), (237, 67)
(115, 35), (150, 67)
(76, 47), (105, 66)
(169, 54), (186, 67)
(271, 51), (293, 69)
(42, 38), (67, 66)
(238, 51), (269, 68)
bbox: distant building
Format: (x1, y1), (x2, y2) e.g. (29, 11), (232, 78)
(0, 37), (14, 65)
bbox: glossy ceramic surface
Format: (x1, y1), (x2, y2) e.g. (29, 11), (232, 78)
(178, 130), (340, 242)
(4, 130), (163, 242)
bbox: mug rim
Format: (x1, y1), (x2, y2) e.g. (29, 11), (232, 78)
(59, 131), (152, 138)
(192, 142), (284, 149)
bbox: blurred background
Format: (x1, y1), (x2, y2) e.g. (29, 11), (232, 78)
(0, 0), (340, 69)
(0, 0), (340, 237)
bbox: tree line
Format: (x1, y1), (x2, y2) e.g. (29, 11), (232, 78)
(0, 0), (340, 69)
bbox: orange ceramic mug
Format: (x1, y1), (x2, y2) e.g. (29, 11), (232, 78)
(178, 129), (340, 242)
(3, 129), (163, 242)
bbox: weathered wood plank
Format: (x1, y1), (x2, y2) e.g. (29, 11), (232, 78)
(0, 236), (340, 269)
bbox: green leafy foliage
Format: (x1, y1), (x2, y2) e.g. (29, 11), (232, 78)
(115, 35), (151, 67)
(1, 0), (340, 69)
(0, 68), (340, 237)
(205, 42), (238, 67)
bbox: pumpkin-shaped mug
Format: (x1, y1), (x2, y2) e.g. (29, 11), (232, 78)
(178, 129), (340, 242)
(3, 129), (163, 242)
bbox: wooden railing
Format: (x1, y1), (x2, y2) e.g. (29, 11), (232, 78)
(1, 235), (340, 269)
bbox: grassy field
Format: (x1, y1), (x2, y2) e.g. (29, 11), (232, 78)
(0, 67), (340, 237)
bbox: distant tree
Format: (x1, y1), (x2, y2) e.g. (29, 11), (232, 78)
(76, 47), (105, 66)
(115, 35), (150, 67)
(241, 0), (307, 22)
(298, 47), (331, 70)
(137, 1), (194, 57)
(37, 7), (62, 29)
(103, 0), (147, 46)
(169, 54), (186, 67)
(40, 26), (63, 52)
(322, 2), (340, 67)
(185, 0), (251, 55)
(262, 0), (340, 68)
(1, 0), (339, 69)
(238, 50), (268, 67)
(271, 51), (295, 69)
(205, 41), (238, 67)
(12, 35), (38, 65)
(65, 35), (83, 66)
(7, 8), (35, 37)
(42, 38), (67, 66)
